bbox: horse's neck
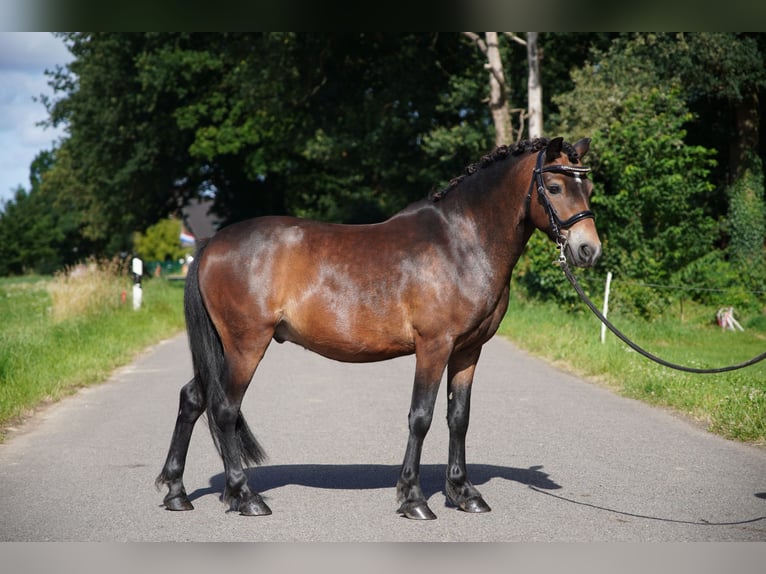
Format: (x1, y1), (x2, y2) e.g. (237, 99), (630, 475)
(442, 156), (535, 282)
(458, 156), (532, 243)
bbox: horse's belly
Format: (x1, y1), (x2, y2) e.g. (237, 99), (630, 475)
(273, 316), (415, 363)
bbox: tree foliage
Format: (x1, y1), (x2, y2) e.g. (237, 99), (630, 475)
(41, 33), (486, 246)
(0, 186), (59, 275)
(518, 36), (726, 316)
(0, 150), (88, 275)
(133, 218), (190, 262)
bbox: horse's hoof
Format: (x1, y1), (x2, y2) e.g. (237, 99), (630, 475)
(238, 495), (272, 517)
(459, 497), (491, 513)
(164, 495), (194, 511)
(397, 501), (437, 520)
(445, 479), (491, 513)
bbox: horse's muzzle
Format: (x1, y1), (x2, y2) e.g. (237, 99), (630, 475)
(571, 241), (601, 267)
(566, 228), (601, 268)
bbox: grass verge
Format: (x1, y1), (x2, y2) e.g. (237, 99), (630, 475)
(498, 287), (766, 445)
(0, 269), (185, 440)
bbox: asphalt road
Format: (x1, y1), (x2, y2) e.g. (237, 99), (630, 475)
(1, 332), (765, 542)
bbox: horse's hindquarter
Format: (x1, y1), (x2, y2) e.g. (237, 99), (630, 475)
(199, 212), (509, 363)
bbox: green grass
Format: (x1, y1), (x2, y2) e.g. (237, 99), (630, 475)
(498, 287), (766, 445)
(0, 273), (185, 439)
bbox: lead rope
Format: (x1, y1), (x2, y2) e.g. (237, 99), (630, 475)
(557, 255), (766, 374)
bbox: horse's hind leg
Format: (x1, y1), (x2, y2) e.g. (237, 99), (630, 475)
(445, 348), (491, 513)
(156, 378), (205, 510)
(210, 343), (271, 516)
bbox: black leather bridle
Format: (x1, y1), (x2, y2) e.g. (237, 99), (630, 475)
(526, 147), (594, 245)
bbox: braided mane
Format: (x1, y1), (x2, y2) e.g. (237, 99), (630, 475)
(430, 137), (582, 202)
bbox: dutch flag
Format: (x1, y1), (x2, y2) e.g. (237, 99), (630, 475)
(180, 227), (196, 246)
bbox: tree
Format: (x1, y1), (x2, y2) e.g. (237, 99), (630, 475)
(43, 33), (211, 251)
(0, 150), (87, 275)
(627, 33), (766, 182)
(474, 32), (512, 145)
(30, 31), (761, 304)
(0, 187), (56, 274)
(463, 32), (549, 143)
(133, 218), (190, 262)
(519, 37), (720, 316)
(463, 32), (526, 145)
(43, 32), (487, 245)
(526, 32), (543, 138)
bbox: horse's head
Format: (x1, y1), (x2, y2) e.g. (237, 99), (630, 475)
(527, 137), (601, 268)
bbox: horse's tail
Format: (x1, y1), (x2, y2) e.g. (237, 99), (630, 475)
(185, 239), (266, 467)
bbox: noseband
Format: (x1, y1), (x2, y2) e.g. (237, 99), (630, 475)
(526, 147), (594, 246)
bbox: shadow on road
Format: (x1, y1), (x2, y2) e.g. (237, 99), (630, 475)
(187, 463), (560, 504)
(185, 465), (766, 529)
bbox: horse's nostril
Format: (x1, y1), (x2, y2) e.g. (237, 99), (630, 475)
(576, 242), (602, 266)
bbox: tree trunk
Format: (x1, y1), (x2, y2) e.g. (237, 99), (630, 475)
(485, 32), (512, 147)
(526, 32), (543, 139)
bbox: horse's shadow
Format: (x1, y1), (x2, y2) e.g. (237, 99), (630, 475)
(185, 466), (766, 528)
(187, 463), (560, 504)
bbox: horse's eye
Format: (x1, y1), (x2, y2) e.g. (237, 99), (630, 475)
(548, 184), (562, 195)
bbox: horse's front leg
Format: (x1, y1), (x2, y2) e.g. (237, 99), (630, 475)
(445, 347), (491, 513)
(396, 342), (451, 520)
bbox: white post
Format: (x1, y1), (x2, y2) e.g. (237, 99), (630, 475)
(132, 283), (142, 311)
(131, 257), (143, 311)
(601, 271), (613, 344)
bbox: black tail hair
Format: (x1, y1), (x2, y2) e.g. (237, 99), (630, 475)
(185, 239), (266, 467)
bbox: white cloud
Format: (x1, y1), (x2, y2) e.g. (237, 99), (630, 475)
(0, 32), (71, 204)
(0, 32), (71, 70)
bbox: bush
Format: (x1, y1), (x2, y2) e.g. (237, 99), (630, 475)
(728, 167), (765, 264)
(133, 218), (192, 263)
(673, 250), (765, 313)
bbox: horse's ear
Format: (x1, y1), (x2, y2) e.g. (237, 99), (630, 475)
(574, 138), (591, 159)
(545, 137), (564, 162)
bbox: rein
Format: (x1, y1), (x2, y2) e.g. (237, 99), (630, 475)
(531, 146), (766, 374)
(558, 260), (766, 373)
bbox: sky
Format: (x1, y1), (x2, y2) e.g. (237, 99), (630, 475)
(0, 32), (72, 205)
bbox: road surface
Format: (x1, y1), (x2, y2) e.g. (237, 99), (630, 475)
(1, 333), (765, 541)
